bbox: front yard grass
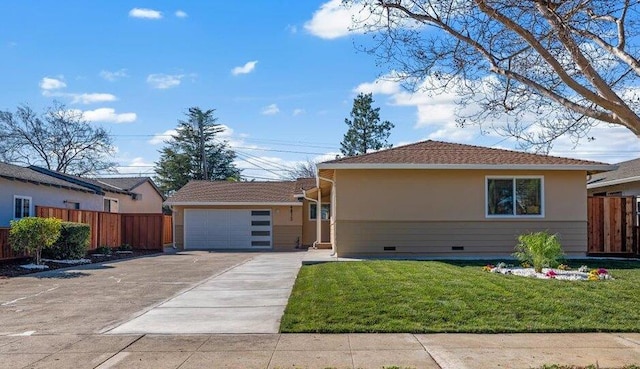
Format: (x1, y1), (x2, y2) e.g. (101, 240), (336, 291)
(280, 260), (640, 333)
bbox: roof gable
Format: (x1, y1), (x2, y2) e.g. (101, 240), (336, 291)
(318, 140), (612, 172)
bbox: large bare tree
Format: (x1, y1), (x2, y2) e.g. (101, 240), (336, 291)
(349, 0), (640, 151)
(0, 102), (117, 175)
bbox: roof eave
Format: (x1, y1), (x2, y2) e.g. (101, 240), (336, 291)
(316, 163), (616, 172)
(163, 201), (303, 206)
(587, 175), (640, 189)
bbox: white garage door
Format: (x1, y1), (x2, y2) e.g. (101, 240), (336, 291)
(184, 209), (272, 250)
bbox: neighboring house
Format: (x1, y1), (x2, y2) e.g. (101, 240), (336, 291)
(165, 178), (322, 251)
(0, 163), (164, 227)
(0, 162), (101, 227)
(314, 140), (613, 258)
(587, 157), (640, 196)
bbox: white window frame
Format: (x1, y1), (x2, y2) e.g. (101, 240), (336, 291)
(485, 176), (544, 218)
(103, 197), (119, 213)
(13, 195), (33, 219)
(309, 203), (331, 221)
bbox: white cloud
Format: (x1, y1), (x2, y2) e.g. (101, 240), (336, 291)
(231, 60), (258, 76)
(148, 129), (177, 145)
(175, 10), (188, 18)
(129, 8), (162, 19)
(71, 93), (117, 105)
(116, 157), (155, 175)
(293, 108), (305, 116)
(40, 77), (66, 91)
(99, 69), (128, 82)
(354, 74), (402, 95)
(304, 0), (371, 39)
(82, 108), (137, 123)
(286, 24), (298, 34)
(261, 104), (280, 115)
(146, 73), (184, 89)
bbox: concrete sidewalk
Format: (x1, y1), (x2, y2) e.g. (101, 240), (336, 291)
(106, 252), (306, 334)
(0, 332), (638, 369)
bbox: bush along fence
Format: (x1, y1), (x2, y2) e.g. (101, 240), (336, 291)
(1, 208), (172, 260)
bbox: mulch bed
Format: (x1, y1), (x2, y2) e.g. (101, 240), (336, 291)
(0, 250), (161, 278)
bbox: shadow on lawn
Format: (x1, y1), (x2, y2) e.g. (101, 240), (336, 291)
(440, 258), (640, 270)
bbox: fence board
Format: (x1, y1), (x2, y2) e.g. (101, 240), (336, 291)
(587, 196), (638, 256)
(121, 214), (164, 250)
(163, 215), (173, 245)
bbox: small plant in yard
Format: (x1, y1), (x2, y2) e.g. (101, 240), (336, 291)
(513, 231), (564, 273)
(9, 217), (62, 265)
(118, 243), (132, 251)
(94, 245), (112, 255)
(482, 264), (494, 272)
(41, 222), (90, 260)
(558, 264), (570, 271)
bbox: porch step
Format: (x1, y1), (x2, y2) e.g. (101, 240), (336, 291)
(315, 242), (332, 250)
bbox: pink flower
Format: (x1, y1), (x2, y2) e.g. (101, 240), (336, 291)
(545, 270), (557, 278)
(597, 268), (608, 275)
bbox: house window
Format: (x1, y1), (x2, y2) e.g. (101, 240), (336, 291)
(103, 198), (119, 213)
(310, 203), (330, 220)
(486, 177), (543, 217)
(14, 196), (32, 219)
(65, 201), (80, 210)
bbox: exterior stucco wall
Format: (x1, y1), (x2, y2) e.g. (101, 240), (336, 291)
(301, 198), (330, 246)
(0, 178), (102, 227)
(588, 182), (640, 197)
(172, 204), (303, 250)
(106, 182), (163, 213)
(332, 169), (589, 257)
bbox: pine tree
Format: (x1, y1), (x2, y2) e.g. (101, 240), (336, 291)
(340, 93), (394, 156)
(154, 107), (241, 195)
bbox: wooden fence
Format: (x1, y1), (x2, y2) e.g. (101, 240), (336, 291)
(587, 196), (638, 255)
(163, 215), (173, 245)
(0, 227), (26, 260)
(35, 206), (168, 251)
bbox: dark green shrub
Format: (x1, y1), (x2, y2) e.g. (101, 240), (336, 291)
(95, 245), (112, 255)
(42, 222), (90, 260)
(10, 217), (62, 265)
(118, 243), (132, 251)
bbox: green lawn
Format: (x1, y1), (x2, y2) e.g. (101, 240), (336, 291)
(280, 259), (640, 333)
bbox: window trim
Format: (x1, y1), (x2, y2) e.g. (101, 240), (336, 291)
(13, 195), (33, 219)
(309, 203), (331, 221)
(485, 175), (545, 218)
(103, 197), (119, 213)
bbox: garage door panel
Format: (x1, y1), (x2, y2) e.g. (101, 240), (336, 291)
(184, 209), (271, 250)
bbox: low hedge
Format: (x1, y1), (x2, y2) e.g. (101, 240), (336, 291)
(41, 222), (90, 260)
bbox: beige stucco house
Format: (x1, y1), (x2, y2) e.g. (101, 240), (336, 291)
(315, 140), (613, 257)
(166, 140), (613, 256)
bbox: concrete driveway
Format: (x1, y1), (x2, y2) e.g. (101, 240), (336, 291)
(107, 252), (306, 334)
(0, 251), (254, 335)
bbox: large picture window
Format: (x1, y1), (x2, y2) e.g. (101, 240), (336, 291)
(309, 203), (330, 220)
(487, 177), (543, 217)
(14, 196), (32, 219)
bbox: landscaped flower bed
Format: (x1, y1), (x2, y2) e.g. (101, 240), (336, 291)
(483, 262), (613, 281)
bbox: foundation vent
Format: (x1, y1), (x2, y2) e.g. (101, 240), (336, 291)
(452, 246), (464, 251)
(383, 246), (396, 251)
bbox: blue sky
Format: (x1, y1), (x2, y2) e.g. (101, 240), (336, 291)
(1, 1), (639, 180)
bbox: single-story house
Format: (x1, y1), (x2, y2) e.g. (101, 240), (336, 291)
(165, 178), (326, 251)
(0, 162), (164, 227)
(166, 140), (613, 257)
(587, 157), (640, 196)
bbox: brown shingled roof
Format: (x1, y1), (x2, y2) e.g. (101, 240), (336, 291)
(165, 180), (302, 204)
(320, 140), (610, 168)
